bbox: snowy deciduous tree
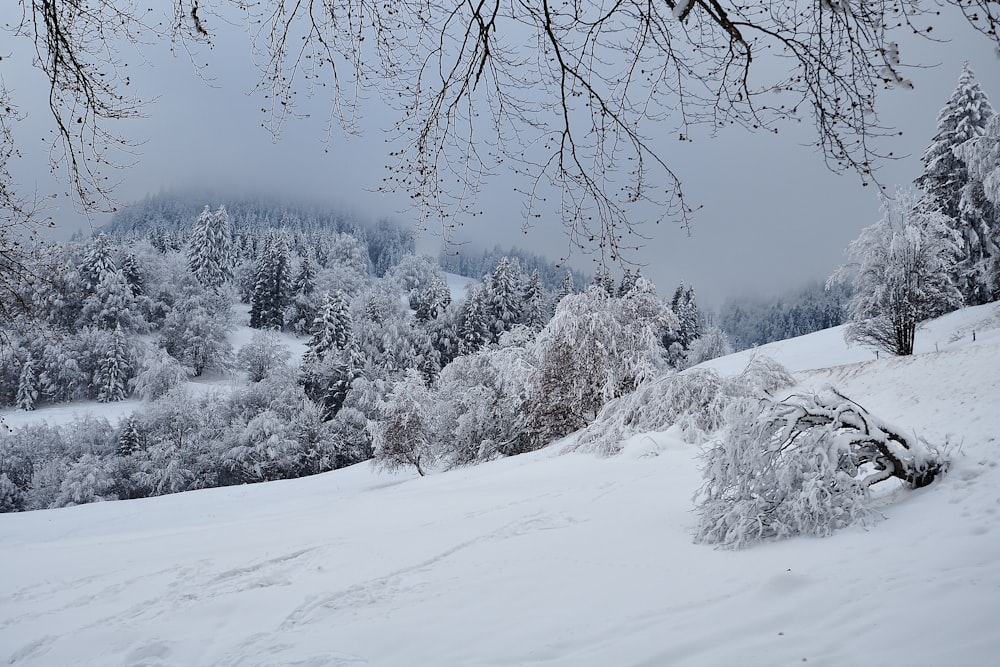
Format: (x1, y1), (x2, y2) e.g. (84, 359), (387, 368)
(832, 189), (963, 356)
(681, 326), (733, 369)
(695, 389), (946, 549)
(526, 281), (677, 446)
(372, 369), (435, 476)
(237, 331), (292, 383)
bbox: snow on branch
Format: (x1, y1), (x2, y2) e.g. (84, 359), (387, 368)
(695, 388), (947, 549)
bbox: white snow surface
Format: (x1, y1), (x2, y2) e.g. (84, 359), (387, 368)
(3, 305), (1000, 666)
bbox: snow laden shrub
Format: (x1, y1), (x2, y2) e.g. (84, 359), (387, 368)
(680, 326), (733, 369)
(575, 355), (796, 455)
(237, 331), (291, 382)
(130, 346), (194, 400)
(695, 388), (946, 549)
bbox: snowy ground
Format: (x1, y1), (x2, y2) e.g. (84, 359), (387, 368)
(2, 306), (999, 666)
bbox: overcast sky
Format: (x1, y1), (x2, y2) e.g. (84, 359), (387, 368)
(3, 5), (998, 308)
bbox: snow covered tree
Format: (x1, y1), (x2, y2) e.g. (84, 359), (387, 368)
(695, 389), (946, 549)
(116, 416), (143, 457)
(410, 274), (451, 323)
(955, 114), (1000, 302)
(681, 326), (733, 369)
(916, 64), (994, 223)
(187, 205), (234, 289)
(915, 65), (996, 304)
(78, 269), (145, 332)
(119, 251), (144, 296)
(554, 270), (575, 304)
(285, 250), (319, 333)
(250, 232), (292, 330)
(519, 269), (549, 330)
(459, 285), (492, 355)
(525, 281), (676, 446)
(160, 282), (234, 376)
(832, 188), (963, 356)
(483, 257), (523, 342)
(96, 324), (131, 403)
(237, 332), (292, 382)
(306, 291), (353, 362)
(78, 234), (117, 289)
(666, 282), (702, 351)
(372, 369), (435, 476)
(15, 358), (38, 411)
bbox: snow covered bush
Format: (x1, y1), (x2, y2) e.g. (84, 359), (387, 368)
(681, 326), (733, 369)
(575, 356), (796, 455)
(130, 347), (193, 400)
(695, 388), (946, 549)
(237, 331), (291, 382)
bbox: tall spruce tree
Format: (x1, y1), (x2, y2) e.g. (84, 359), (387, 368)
(250, 232), (292, 330)
(15, 358), (38, 411)
(915, 65), (996, 303)
(916, 65), (994, 221)
(955, 114), (1000, 302)
(187, 205), (234, 289)
(97, 325), (131, 403)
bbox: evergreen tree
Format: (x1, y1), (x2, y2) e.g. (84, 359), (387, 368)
(915, 64), (994, 222)
(955, 114), (1000, 302)
(519, 269), (549, 330)
(555, 269), (575, 304)
(96, 325), (131, 403)
(116, 417), (143, 457)
(483, 257), (523, 342)
(410, 275), (451, 323)
(250, 232), (292, 330)
(120, 251), (144, 296)
(79, 269), (144, 332)
(78, 233), (117, 288)
(915, 65), (996, 304)
(668, 282), (702, 350)
(15, 358), (38, 411)
(306, 291), (353, 362)
(460, 286), (491, 355)
(187, 205), (234, 289)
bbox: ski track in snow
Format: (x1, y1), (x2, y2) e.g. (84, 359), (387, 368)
(2, 303), (1000, 665)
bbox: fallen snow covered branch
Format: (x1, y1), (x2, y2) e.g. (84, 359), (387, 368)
(695, 388), (947, 548)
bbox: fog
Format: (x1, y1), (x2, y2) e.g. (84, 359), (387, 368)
(2, 5), (998, 307)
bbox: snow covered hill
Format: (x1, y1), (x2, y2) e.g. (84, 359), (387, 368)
(2, 305), (999, 666)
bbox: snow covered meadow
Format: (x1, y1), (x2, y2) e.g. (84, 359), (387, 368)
(2, 303), (998, 666)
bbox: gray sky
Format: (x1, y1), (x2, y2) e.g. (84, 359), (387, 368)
(2, 5), (998, 308)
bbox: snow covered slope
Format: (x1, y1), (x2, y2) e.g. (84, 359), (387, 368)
(2, 306), (1000, 666)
